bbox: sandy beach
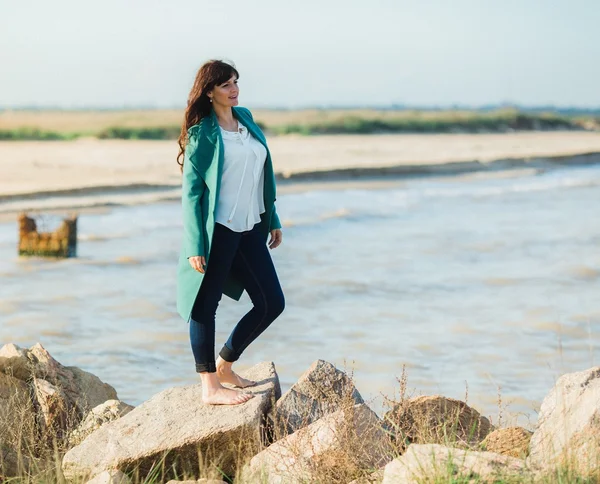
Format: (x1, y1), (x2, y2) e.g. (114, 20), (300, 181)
(2, 131), (600, 209)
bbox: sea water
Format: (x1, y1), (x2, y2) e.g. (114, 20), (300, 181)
(1, 163), (599, 426)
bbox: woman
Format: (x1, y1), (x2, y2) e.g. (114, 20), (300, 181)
(175, 59), (285, 406)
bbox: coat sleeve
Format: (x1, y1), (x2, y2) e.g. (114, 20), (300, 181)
(181, 129), (207, 258)
(269, 205), (282, 231)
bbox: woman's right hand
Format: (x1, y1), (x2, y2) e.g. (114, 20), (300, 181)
(188, 255), (206, 273)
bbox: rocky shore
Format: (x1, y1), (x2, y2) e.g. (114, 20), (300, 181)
(0, 342), (598, 483)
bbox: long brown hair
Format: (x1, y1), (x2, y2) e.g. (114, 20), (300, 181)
(176, 59), (240, 172)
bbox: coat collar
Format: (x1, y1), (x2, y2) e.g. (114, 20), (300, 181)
(191, 106), (272, 192)
(200, 105), (266, 148)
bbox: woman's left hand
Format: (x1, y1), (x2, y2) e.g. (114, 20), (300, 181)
(268, 229), (282, 249)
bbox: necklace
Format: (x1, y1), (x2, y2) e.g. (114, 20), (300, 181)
(219, 119), (239, 133)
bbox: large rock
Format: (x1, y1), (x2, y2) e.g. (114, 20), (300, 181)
(67, 365), (120, 415)
(68, 399), (135, 447)
(382, 443), (529, 483)
(0, 343), (117, 418)
(528, 366), (600, 476)
(0, 343), (121, 476)
(32, 377), (69, 436)
(241, 403), (392, 484)
(62, 361), (280, 482)
(482, 427), (532, 458)
(383, 395), (492, 448)
(0, 344), (31, 380)
(271, 359), (363, 439)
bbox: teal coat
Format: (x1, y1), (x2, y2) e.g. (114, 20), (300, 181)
(176, 106), (282, 322)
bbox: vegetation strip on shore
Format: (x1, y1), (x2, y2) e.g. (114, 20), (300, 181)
(1, 108), (599, 140)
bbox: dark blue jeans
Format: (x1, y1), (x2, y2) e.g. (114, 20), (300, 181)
(189, 220), (285, 373)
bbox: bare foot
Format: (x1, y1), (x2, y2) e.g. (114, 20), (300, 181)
(202, 385), (255, 405)
(216, 356), (257, 388)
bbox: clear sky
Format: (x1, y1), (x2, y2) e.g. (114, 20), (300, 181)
(1, 0), (599, 109)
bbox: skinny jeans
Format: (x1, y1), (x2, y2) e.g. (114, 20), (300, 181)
(189, 220), (285, 373)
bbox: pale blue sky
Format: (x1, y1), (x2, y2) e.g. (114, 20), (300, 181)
(1, 0), (599, 109)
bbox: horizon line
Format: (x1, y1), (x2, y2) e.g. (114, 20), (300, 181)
(1, 102), (600, 113)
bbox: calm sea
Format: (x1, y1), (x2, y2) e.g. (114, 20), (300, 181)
(1, 163), (599, 427)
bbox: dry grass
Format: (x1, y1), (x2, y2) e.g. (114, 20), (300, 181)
(379, 365), (493, 450)
(0, 361), (84, 483)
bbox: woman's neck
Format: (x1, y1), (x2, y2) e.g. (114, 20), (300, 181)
(213, 105), (235, 129)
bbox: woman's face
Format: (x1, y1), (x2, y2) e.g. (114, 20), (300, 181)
(208, 75), (239, 107)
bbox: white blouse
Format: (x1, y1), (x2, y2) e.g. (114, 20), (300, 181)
(215, 121), (267, 232)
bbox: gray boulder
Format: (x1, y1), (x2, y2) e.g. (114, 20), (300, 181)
(271, 359), (363, 439)
(382, 443), (529, 483)
(528, 366), (600, 476)
(68, 399), (135, 447)
(242, 403), (392, 484)
(62, 361), (280, 482)
(0, 343), (118, 418)
(383, 395), (493, 449)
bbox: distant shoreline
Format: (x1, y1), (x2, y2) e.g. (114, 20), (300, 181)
(2, 149), (600, 201)
(276, 150), (600, 180)
(1, 131), (600, 218)
(0, 151), (598, 221)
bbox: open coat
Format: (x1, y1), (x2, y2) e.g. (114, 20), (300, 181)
(176, 106), (281, 322)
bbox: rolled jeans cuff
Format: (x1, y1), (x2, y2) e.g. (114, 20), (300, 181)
(219, 344), (239, 363)
(195, 361), (216, 373)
